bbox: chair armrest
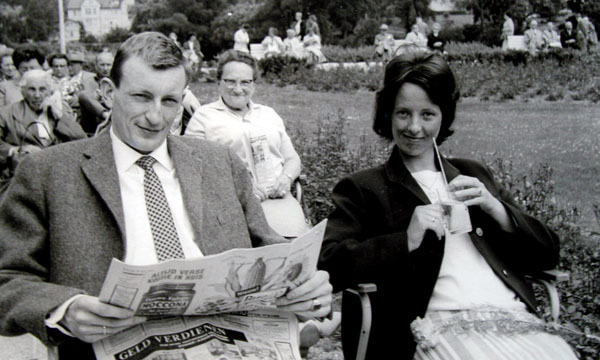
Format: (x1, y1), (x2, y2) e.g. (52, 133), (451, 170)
(294, 174), (306, 202)
(525, 270), (569, 324)
(346, 283), (377, 360)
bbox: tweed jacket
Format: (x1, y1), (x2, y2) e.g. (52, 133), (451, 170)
(0, 131), (282, 355)
(318, 147), (559, 360)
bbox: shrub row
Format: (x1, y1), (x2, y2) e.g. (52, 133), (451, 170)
(290, 110), (599, 359)
(258, 48), (600, 102)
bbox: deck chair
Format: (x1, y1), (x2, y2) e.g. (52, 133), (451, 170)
(347, 269), (569, 360)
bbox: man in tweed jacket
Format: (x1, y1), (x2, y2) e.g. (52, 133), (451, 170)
(0, 32), (333, 359)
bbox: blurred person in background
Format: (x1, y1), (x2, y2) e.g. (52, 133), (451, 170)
(233, 24), (251, 53)
(283, 29), (304, 58)
(68, 51), (97, 93)
(291, 11), (305, 39)
(427, 22), (446, 54)
(502, 13), (515, 50)
(524, 19), (544, 55)
(405, 23), (428, 51)
(261, 27), (284, 58)
(560, 21), (579, 49)
(78, 51), (115, 135)
(0, 44), (46, 107)
(543, 22), (562, 49)
(303, 27), (326, 64)
(375, 24), (395, 61)
(0, 49), (18, 82)
(0, 69), (85, 188)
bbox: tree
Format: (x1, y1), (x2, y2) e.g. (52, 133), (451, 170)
(0, 0), (58, 43)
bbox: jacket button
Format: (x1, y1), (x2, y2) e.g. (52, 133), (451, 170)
(475, 227), (483, 236)
(502, 269), (509, 277)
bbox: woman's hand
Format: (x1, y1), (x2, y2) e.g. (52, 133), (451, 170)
(272, 174), (293, 198)
(407, 204), (444, 251)
(448, 175), (515, 232)
(448, 175), (501, 215)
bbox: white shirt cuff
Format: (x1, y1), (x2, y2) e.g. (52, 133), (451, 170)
(44, 294), (85, 337)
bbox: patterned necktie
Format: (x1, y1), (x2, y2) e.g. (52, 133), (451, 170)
(136, 156), (185, 261)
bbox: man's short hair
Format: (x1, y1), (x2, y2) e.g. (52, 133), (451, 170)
(49, 53), (69, 66)
(12, 44), (45, 70)
(109, 31), (188, 87)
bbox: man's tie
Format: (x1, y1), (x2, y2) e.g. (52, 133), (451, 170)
(136, 156), (185, 261)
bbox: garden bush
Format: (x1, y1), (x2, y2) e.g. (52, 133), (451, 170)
(291, 109), (600, 359)
(258, 45), (600, 102)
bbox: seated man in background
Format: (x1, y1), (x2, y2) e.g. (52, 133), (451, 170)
(68, 51), (97, 93)
(543, 22), (562, 49)
(0, 44), (45, 107)
(78, 51), (114, 135)
(374, 24), (395, 61)
(49, 53), (80, 111)
(0, 69), (85, 186)
(524, 19), (544, 55)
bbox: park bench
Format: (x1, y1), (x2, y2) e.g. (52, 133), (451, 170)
(507, 35), (527, 51)
(249, 43), (265, 60)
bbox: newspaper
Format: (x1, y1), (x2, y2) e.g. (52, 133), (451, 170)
(92, 310), (301, 360)
(93, 220), (326, 360)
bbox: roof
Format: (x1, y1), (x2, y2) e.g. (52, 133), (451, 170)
(66, 0), (124, 10)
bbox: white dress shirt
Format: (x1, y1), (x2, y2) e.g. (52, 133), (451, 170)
(110, 127), (201, 265)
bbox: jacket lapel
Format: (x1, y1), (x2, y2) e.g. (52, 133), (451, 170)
(384, 146), (431, 205)
(81, 132), (126, 240)
(167, 136), (208, 254)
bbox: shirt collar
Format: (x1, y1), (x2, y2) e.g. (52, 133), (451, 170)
(110, 126), (173, 173)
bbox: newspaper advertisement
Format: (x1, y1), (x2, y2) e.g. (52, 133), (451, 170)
(92, 220), (326, 359)
(97, 220), (326, 316)
(92, 310), (301, 360)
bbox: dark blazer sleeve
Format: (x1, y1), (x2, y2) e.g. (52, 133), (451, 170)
(0, 155), (85, 342)
(319, 169), (440, 294)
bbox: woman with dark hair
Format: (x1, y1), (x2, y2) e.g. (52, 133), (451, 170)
(319, 52), (577, 360)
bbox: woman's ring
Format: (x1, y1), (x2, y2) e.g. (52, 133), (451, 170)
(311, 298), (322, 312)
(102, 325), (107, 335)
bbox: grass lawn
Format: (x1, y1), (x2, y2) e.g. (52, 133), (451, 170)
(190, 82), (600, 233)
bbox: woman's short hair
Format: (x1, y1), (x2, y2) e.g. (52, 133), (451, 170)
(110, 31), (187, 87)
(216, 50), (259, 81)
(372, 52), (460, 145)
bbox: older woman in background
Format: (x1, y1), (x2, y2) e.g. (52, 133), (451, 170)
(319, 52), (577, 360)
(184, 50), (308, 237)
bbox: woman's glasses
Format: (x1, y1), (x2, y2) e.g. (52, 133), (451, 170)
(222, 79), (254, 89)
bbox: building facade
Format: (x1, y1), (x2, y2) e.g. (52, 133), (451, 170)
(66, 0), (134, 38)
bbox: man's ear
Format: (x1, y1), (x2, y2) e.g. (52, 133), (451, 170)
(100, 77), (115, 109)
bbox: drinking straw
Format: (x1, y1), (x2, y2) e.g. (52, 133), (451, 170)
(433, 137), (449, 188)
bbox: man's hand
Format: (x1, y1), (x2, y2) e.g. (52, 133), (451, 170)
(275, 270), (333, 319)
(60, 295), (146, 343)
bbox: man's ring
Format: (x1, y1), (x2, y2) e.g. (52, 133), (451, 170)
(311, 299), (321, 312)
(102, 325), (107, 335)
